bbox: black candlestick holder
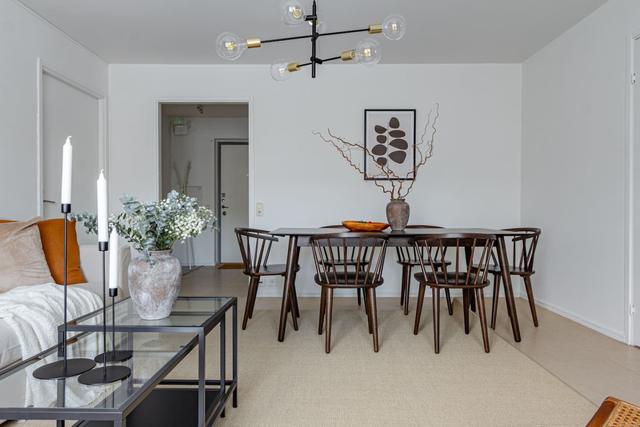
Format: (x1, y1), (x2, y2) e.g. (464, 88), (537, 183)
(33, 204), (97, 380)
(78, 242), (131, 385)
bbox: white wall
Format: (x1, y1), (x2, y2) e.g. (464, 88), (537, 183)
(522, 0), (640, 342)
(109, 63), (522, 297)
(163, 116), (249, 265)
(0, 0), (108, 220)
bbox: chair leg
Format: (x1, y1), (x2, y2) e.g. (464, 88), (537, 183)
(400, 265), (407, 306)
(432, 287), (441, 354)
(368, 288), (379, 352)
(363, 286), (370, 316)
(290, 282), (300, 318)
(476, 288), (490, 353)
(413, 283), (427, 335)
(318, 286), (327, 335)
(289, 290), (299, 331)
(365, 288), (374, 334)
(248, 279), (259, 319)
(463, 289), (470, 335)
(444, 289), (453, 316)
(490, 274), (500, 329)
(523, 276), (539, 327)
(325, 288), (334, 353)
(469, 287), (476, 312)
(403, 265), (412, 316)
(242, 277), (257, 330)
(357, 288), (362, 306)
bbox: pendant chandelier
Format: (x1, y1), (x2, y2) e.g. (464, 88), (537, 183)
(216, 0), (406, 81)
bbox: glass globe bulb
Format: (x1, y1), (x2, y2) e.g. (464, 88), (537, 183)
(382, 15), (406, 40)
(355, 39), (382, 66)
(216, 32), (246, 61)
(270, 62), (292, 81)
(281, 1), (306, 25)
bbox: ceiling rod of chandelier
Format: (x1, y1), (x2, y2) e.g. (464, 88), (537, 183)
(216, 0), (406, 81)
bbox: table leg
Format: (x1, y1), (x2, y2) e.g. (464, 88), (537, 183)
(496, 236), (521, 342)
(232, 301), (238, 408)
(290, 246), (301, 318)
(278, 236), (298, 342)
(198, 330), (205, 427)
(220, 316), (226, 419)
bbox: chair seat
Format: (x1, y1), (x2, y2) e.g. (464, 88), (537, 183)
(414, 271), (489, 288)
(482, 264), (534, 276)
(314, 273), (383, 288)
(244, 264), (299, 277)
(397, 258), (451, 267)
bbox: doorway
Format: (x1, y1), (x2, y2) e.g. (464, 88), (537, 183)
(159, 103), (249, 268)
(38, 64), (105, 244)
(632, 36), (640, 346)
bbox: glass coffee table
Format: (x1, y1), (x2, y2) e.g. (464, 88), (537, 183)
(0, 296), (237, 427)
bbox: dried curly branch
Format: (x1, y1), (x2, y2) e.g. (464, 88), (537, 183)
(314, 103), (440, 200)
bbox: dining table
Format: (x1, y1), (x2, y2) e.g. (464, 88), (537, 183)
(270, 227), (524, 343)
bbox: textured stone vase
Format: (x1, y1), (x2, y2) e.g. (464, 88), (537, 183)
(128, 250), (181, 320)
(386, 199), (410, 231)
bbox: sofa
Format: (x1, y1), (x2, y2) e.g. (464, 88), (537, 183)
(0, 243), (131, 370)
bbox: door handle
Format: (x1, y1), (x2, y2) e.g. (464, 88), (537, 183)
(221, 205), (230, 209)
(43, 199), (57, 204)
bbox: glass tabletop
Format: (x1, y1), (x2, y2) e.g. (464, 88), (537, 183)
(74, 296), (234, 329)
(0, 330), (195, 412)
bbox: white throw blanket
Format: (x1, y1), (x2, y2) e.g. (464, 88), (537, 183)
(0, 284), (114, 409)
(0, 283), (102, 359)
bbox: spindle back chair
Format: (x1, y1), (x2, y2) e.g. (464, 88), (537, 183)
(412, 233), (496, 353)
(310, 233), (389, 353)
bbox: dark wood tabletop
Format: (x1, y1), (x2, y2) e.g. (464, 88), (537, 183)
(271, 227), (520, 237)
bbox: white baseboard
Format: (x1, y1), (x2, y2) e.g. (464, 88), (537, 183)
(534, 297), (626, 343)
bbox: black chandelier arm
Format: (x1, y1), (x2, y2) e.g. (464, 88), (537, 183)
(258, 27), (371, 45)
(261, 34), (313, 44)
(317, 28), (370, 38)
(297, 55), (341, 68)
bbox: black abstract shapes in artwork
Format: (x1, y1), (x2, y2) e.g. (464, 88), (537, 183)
(372, 144), (387, 156)
(390, 139), (408, 150)
(371, 115), (409, 169)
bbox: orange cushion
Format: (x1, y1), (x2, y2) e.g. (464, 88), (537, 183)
(37, 219), (86, 285)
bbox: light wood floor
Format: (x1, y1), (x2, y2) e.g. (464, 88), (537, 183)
(184, 266), (640, 407)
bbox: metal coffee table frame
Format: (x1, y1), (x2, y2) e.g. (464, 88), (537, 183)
(0, 296), (237, 427)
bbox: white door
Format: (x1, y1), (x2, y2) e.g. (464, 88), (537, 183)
(634, 38), (640, 346)
(42, 72), (100, 243)
(218, 142), (249, 263)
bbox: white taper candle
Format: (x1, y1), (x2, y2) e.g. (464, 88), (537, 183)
(60, 137), (73, 205)
(97, 170), (108, 242)
(108, 228), (119, 289)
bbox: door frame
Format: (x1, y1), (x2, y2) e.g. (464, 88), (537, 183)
(628, 33), (640, 346)
(36, 58), (107, 216)
(215, 139), (249, 265)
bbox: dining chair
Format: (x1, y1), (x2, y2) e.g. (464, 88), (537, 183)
(320, 225), (366, 307)
(412, 233), (496, 353)
(396, 225), (453, 316)
(310, 233), (389, 353)
(487, 228), (541, 328)
(235, 228), (300, 330)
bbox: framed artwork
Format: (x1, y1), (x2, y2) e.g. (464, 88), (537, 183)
(364, 109), (416, 180)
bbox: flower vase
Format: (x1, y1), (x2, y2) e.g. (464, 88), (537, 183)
(128, 250), (181, 320)
(386, 199), (410, 231)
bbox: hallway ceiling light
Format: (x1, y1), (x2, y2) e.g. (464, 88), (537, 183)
(215, 0), (406, 81)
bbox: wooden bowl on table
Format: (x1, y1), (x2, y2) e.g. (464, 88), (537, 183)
(341, 220), (390, 232)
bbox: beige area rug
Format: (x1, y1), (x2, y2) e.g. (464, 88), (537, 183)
(9, 299), (596, 427)
(170, 298), (596, 427)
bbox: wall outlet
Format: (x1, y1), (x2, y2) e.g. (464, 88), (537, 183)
(256, 202), (264, 217)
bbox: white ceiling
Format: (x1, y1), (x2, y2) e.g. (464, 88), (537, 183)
(18, 0), (607, 64)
